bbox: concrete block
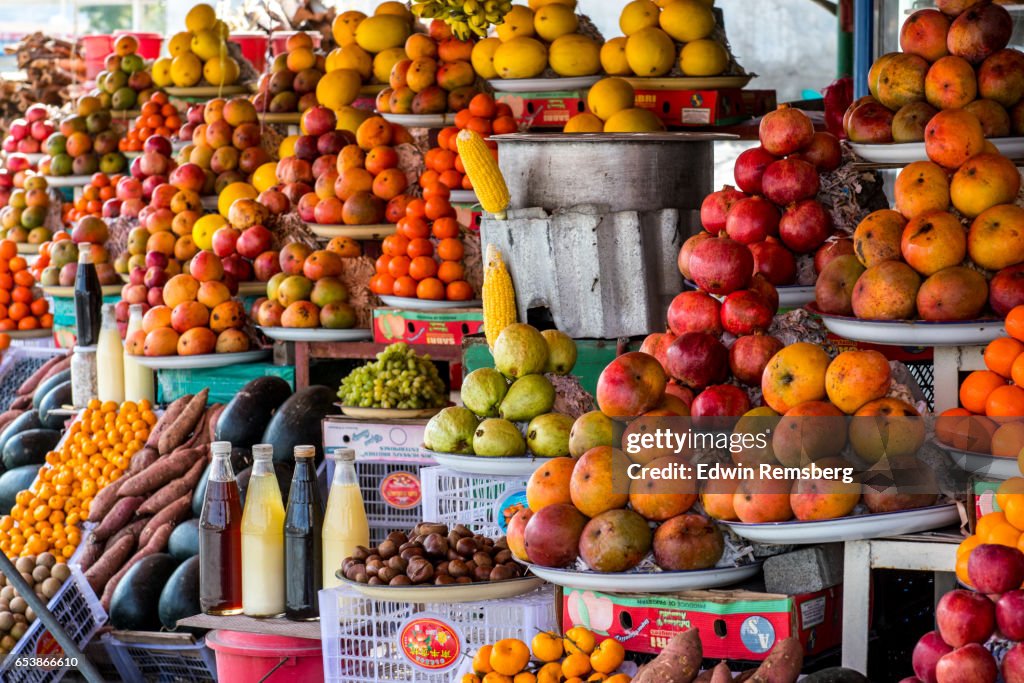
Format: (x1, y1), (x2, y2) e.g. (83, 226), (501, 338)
(481, 205), (686, 339)
(763, 544), (844, 595)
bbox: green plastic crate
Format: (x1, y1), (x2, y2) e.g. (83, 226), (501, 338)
(462, 335), (619, 397)
(156, 362), (295, 404)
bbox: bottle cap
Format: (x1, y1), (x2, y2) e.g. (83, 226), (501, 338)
(210, 441), (232, 458)
(252, 444), (273, 460)
(329, 448), (355, 462)
(77, 244), (93, 264)
(294, 445), (316, 460)
(129, 303), (145, 315)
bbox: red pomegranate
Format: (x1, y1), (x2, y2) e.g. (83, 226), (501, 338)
(748, 273), (780, 314)
(677, 231), (714, 280)
(725, 196), (781, 245)
(729, 334), (785, 386)
(700, 186), (747, 235)
(733, 146), (778, 195)
(688, 236), (754, 295)
(691, 384), (752, 419)
(814, 237), (856, 273)
(989, 264), (1024, 317)
(750, 239), (798, 286)
(667, 291), (723, 337)
(664, 332), (729, 390)
(762, 158), (820, 206)
(639, 331), (678, 370)
(780, 200), (832, 253)
(803, 132), (843, 171)
(721, 290), (774, 336)
(759, 105), (815, 156)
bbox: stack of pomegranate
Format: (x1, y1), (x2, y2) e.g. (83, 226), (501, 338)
(690, 105), (843, 291)
(818, 110), (1022, 323)
(421, 93), (517, 193)
(846, 1), (1023, 144)
(2, 104), (55, 158)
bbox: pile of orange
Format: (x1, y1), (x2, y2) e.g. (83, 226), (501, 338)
(0, 240), (51, 331)
(463, 627), (631, 683)
(937, 306), (1024, 459)
(957, 476), (1024, 587)
(369, 182), (474, 302)
(0, 399), (155, 559)
(422, 93), (516, 193)
(119, 91), (182, 153)
(66, 173), (122, 223)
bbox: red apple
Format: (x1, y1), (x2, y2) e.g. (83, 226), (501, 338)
(253, 250), (282, 282)
(936, 589), (995, 647)
(914, 631), (954, 683)
(968, 544), (1024, 595)
(211, 227), (240, 258)
(997, 590), (1024, 641)
(237, 225), (274, 259)
(144, 134), (173, 157)
(935, 644), (997, 683)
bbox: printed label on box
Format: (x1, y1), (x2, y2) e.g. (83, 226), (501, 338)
(398, 614), (462, 672)
(380, 471), (422, 510)
(681, 108), (712, 125)
(799, 596), (826, 629)
(740, 616), (776, 654)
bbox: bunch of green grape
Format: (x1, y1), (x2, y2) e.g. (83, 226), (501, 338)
(338, 343), (448, 410)
(411, 0), (514, 39)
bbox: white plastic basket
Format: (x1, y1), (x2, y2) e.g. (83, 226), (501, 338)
(102, 633), (217, 683)
(0, 564), (107, 683)
(420, 466), (530, 538)
(319, 585), (556, 683)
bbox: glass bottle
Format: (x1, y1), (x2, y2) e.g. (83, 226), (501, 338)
(284, 445), (323, 621)
(241, 444), (285, 618)
(199, 441), (243, 615)
(73, 243), (101, 346)
(95, 303), (124, 404)
(322, 449), (369, 589)
(123, 304), (154, 403)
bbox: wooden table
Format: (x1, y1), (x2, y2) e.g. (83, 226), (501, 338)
(177, 613), (322, 640)
(841, 532), (961, 674)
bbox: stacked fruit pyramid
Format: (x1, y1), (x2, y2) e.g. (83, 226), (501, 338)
(0, 175), (55, 246)
(119, 92), (183, 153)
(152, 3), (242, 90)
(2, 104), (55, 158)
(90, 35), (155, 113)
(253, 33), (325, 115)
(37, 218), (120, 288)
(40, 99), (128, 178)
(176, 98), (272, 197)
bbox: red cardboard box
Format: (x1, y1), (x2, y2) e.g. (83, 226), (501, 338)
(373, 307), (483, 346)
(826, 333), (934, 363)
(495, 91), (587, 129)
(561, 586), (842, 662)
(633, 88), (749, 127)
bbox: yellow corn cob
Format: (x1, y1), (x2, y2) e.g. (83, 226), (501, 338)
(483, 244), (516, 348)
(456, 129), (510, 218)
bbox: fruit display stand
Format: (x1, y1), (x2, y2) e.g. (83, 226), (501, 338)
(286, 340), (463, 391)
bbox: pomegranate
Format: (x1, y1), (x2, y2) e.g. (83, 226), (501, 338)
(729, 334), (785, 386)
(750, 239), (798, 286)
(639, 331), (678, 370)
(733, 147), (779, 195)
(664, 332), (729, 390)
(721, 290), (774, 336)
(725, 196), (781, 245)
(814, 237), (856, 273)
(759, 105), (815, 156)
(691, 385), (751, 419)
(802, 132), (843, 171)
(748, 273), (781, 313)
(780, 200), (832, 253)
(667, 291), (723, 337)
(700, 186), (747, 235)
(688, 236), (754, 295)
(677, 231), (714, 280)
(989, 264), (1024, 317)
(762, 158), (821, 206)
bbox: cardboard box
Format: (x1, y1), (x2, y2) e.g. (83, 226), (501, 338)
(495, 91), (587, 129)
(323, 416), (429, 463)
(633, 88), (749, 128)
(560, 586), (842, 662)
(373, 307), (483, 347)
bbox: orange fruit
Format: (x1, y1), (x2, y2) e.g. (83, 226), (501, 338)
(416, 277), (445, 300)
(473, 645), (494, 675)
(438, 260), (465, 284)
(409, 256), (438, 281)
(986, 385), (1024, 422)
(531, 632), (563, 663)
(399, 217), (430, 240)
(437, 238), (465, 261)
(446, 280), (474, 301)
(590, 639), (625, 674)
(489, 639), (530, 676)
(432, 217), (460, 239)
(960, 371), (1007, 414)
(387, 255), (411, 279)
(996, 478), (1024, 512)
(1007, 306), (1024, 342)
(562, 652), (592, 678)
(987, 522), (1022, 548)
(977, 511), (1008, 540)
(957, 534), (982, 561)
(393, 275), (417, 298)
(564, 627), (597, 656)
(1006, 495), (1024, 531)
(406, 238), (434, 259)
(990, 422), (1024, 457)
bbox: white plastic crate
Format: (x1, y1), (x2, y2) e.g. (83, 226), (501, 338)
(0, 564), (106, 683)
(102, 632), (217, 683)
(420, 466), (530, 538)
(319, 585), (556, 683)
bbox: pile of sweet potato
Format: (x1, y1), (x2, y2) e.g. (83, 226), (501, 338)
(632, 630), (804, 683)
(76, 390), (223, 610)
(0, 354), (71, 430)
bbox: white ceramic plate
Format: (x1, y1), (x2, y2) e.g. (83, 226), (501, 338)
(722, 505), (961, 545)
(849, 137), (1024, 164)
(380, 113), (453, 128)
(258, 327), (373, 343)
(257, 112), (302, 125)
(6, 328), (52, 340)
(338, 405), (444, 419)
(9, 153), (44, 165)
(524, 563), (762, 592)
(622, 75), (754, 90)
(378, 295), (481, 310)
(810, 307), (1005, 346)
(337, 576), (545, 602)
(449, 190), (478, 205)
(426, 451), (551, 476)
(42, 284), (123, 298)
(130, 349), (270, 369)
(15, 243), (39, 255)
(941, 446), (1020, 480)
(307, 223), (396, 241)
(488, 76), (602, 93)
(42, 175), (92, 187)
(165, 85), (250, 97)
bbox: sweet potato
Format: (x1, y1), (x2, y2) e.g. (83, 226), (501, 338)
(92, 496), (144, 542)
(144, 395), (191, 449)
(136, 458), (206, 515)
(735, 672), (757, 683)
(128, 446), (159, 474)
(106, 517), (149, 550)
(76, 537), (105, 573)
(749, 638), (803, 683)
(87, 477), (127, 523)
(17, 354), (69, 396)
(101, 524), (173, 609)
(9, 395), (31, 411)
(184, 404), (219, 449)
(119, 447), (203, 497)
(158, 389), (209, 455)
(632, 628), (702, 683)
(695, 664), (733, 683)
(139, 495), (191, 546)
(85, 533), (134, 594)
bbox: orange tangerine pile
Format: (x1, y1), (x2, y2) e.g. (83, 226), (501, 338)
(66, 173), (122, 223)
(957, 476), (1024, 586)
(120, 92), (182, 152)
(0, 239), (51, 332)
(424, 94), (515, 193)
(0, 399), (155, 559)
(463, 627), (631, 683)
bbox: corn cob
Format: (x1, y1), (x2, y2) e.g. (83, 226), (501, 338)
(456, 129), (510, 218)
(483, 244), (516, 349)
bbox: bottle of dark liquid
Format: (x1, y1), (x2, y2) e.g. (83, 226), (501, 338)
(200, 441), (243, 615)
(285, 445), (324, 621)
(74, 243), (101, 346)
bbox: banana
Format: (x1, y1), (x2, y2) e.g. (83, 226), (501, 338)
(411, 0), (513, 37)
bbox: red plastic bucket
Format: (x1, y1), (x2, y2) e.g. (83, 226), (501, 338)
(231, 32), (269, 73)
(112, 31), (163, 59)
(270, 31), (322, 55)
(206, 630), (324, 682)
(80, 34), (113, 61)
